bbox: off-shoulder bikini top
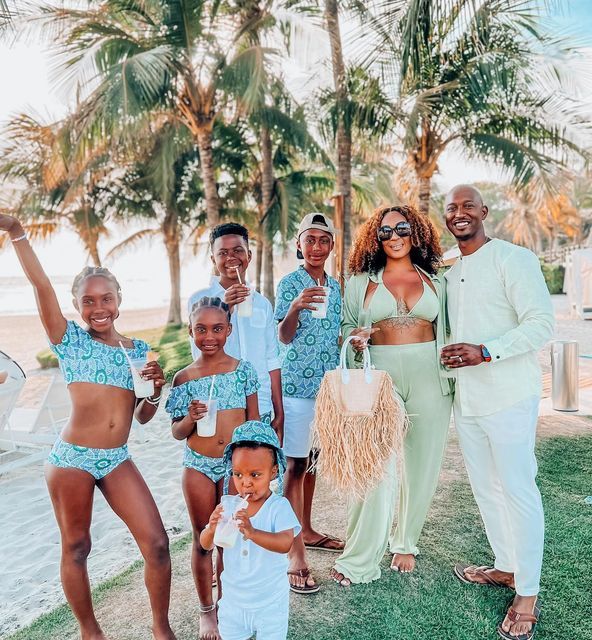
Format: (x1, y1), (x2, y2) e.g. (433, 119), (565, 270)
(165, 360), (260, 419)
(49, 321), (149, 390)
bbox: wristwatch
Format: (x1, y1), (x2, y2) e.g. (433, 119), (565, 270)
(480, 344), (492, 363)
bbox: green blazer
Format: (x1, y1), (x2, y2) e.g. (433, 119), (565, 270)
(341, 266), (453, 397)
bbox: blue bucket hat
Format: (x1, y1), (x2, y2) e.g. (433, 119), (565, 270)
(222, 420), (287, 495)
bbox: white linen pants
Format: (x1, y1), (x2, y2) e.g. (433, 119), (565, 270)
(454, 395), (544, 596)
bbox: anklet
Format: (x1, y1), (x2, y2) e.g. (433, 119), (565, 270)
(11, 233), (27, 243)
(199, 603), (216, 613)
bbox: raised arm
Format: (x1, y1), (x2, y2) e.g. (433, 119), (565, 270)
(1, 214), (66, 344)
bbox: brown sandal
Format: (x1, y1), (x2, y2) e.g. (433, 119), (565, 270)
(497, 598), (540, 640)
(454, 563), (515, 589)
(288, 568), (320, 594)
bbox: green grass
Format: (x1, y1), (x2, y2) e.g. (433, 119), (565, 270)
(288, 435), (592, 640)
(35, 324), (192, 381)
(7, 436), (592, 639)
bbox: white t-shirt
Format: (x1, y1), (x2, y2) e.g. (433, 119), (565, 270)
(219, 492), (301, 610)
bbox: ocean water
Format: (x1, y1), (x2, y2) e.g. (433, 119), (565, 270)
(0, 230), (214, 316)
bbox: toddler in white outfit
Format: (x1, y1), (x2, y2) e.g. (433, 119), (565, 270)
(201, 421), (300, 640)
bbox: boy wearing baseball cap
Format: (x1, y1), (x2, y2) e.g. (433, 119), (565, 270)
(274, 213), (343, 594)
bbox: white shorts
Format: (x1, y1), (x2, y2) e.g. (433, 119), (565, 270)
(218, 596), (289, 640)
(282, 397), (316, 458)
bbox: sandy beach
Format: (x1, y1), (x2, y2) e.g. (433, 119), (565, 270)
(1, 296), (591, 636)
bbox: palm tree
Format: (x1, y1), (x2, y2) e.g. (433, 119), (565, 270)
(368, 0), (586, 216)
(101, 121), (204, 324)
(502, 175), (581, 253)
(0, 113), (110, 264)
(37, 0), (270, 227)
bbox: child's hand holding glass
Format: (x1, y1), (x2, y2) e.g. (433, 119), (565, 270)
(235, 508), (255, 540)
(188, 400), (208, 421)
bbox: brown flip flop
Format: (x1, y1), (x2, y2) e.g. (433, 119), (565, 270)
(304, 534), (344, 553)
(288, 568), (320, 594)
(497, 597), (541, 640)
(454, 563), (515, 589)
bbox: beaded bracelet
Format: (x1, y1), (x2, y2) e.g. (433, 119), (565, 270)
(11, 233), (27, 243)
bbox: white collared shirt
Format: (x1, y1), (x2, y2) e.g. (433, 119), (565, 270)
(188, 277), (281, 416)
(445, 239), (554, 417)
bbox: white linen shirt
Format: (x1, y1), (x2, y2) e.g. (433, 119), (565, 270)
(445, 239), (554, 417)
(188, 278), (281, 416)
(219, 492), (301, 610)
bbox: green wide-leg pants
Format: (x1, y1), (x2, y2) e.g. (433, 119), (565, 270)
(334, 341), (452, 583)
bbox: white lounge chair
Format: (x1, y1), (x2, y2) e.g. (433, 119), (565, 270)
(0, 352), (69, 475)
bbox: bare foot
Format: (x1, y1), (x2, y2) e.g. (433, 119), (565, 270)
(500, 595), (539, 638)
(152, 623), (176, 640)
(81, 628), (107, 640)
(390, 553), (416, 573)
(302, 530), (344, 551)
(329, 567), (352, 587)
(199, 609), (221, 640)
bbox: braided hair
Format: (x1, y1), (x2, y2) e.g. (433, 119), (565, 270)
(348, 204), (442, 276)
(190, 296), (232, 323)
(71, 266), (122, 298)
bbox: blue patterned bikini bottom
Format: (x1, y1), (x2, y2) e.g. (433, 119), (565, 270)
(183, 446), (226, 483)
(48, 437), (131, 480)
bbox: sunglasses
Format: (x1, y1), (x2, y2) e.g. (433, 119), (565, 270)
(377, 221), (412, 241)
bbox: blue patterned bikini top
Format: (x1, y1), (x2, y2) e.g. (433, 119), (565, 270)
(165, 360), (260, 419)
(49, 321), (150, 391)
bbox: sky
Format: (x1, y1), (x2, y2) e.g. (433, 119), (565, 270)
(0, 1), (591, 297)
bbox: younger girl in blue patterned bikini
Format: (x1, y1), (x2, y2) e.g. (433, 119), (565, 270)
(0, 213), (176, 640)
(166, 296), (259, 640)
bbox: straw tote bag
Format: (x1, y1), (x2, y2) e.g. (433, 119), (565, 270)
(311, 336), (407, 500)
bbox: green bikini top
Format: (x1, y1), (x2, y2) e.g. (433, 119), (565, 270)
(365, 267), (439, 324)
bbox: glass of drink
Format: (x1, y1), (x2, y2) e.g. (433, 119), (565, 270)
(310, 287), (330, 319)
(129, 357), (155, 398)
(237, 285), (254, 318)
(197, 398), (218, 437)
(214, 495), (249, 548)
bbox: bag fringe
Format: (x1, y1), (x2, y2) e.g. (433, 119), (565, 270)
(311, 372), (408, 500)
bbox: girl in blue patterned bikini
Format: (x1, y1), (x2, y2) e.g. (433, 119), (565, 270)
(166, 296), (260, 640)
(0, 213), (176, 640)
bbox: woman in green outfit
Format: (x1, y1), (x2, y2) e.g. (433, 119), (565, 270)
(330, 204), (453, 586)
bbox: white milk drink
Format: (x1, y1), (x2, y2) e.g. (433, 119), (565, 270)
(237, 286), (254, 318)
(214, 495), (249, 548)
(129, 358), (155, 398)
(310, 286), (330, 319)
(197, 399), (218, 437)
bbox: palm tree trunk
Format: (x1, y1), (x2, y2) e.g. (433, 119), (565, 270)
(418, 175), (432, 217)
(163, 211), (182, 325)
(88, 239), (102, 267)
(325, 0), (352, 271)
(196, 128), (220, 228)
(263, 236), (274, 304)
(261, 125), (275, 302)
(255, 236), (263, 292)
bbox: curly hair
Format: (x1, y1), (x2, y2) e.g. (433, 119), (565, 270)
(348, 205), (443, 276)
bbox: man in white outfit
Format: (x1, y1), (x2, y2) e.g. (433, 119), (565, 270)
(441, 185), (554, 640)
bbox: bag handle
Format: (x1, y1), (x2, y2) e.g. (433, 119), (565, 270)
(339, 335), (373, 384)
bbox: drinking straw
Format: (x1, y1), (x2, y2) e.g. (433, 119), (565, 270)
(207, 374), (216, 405)
(118, 341), (136, 369)
(234, 266), (243, 285)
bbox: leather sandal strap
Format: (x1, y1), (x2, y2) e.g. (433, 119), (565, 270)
(507, 607), (538, 624)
